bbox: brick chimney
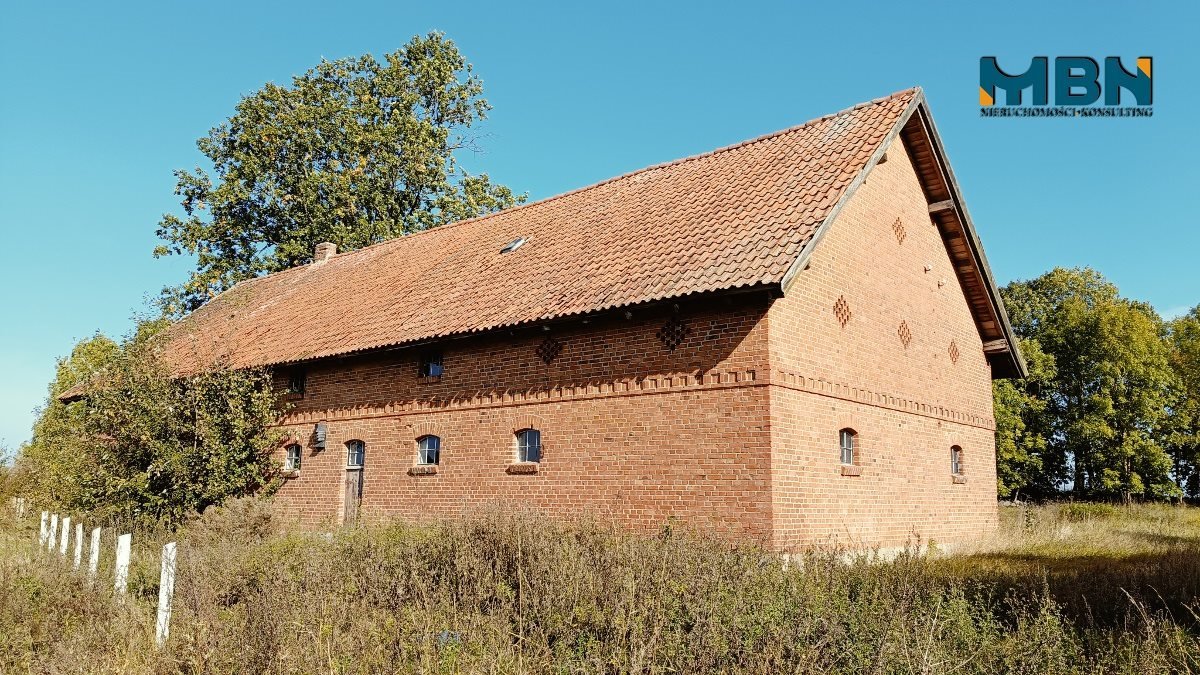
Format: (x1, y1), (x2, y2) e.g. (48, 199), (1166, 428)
(314, 242), (337, 263)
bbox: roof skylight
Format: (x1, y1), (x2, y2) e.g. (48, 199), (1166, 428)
(500, 236), (527, 254)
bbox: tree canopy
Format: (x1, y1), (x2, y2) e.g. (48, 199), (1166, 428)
(1166, 307), (1200, 495)
(995, 268), (1187, 501)
(154, 32), (523, 314)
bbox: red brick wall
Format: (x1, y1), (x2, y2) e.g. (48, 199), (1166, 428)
(765, 134), (998, 549)
(271, 300), (775, 541)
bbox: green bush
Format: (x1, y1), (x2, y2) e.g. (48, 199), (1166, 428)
(11, 323), (283, 527)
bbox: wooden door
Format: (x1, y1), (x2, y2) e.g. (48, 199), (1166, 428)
(343, 468), (363, 525)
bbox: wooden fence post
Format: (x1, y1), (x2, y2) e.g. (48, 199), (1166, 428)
(39, 511), (48, 547)
(155, 542), (178, 648)
(59, 516), (71, 557)
(88, 527), (101, 582)
(114, 533), (131, 595)
(73, 522), (84, 570)
(48, 514), (58, 552)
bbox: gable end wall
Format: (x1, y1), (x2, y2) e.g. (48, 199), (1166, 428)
(766, 134), (998, 549)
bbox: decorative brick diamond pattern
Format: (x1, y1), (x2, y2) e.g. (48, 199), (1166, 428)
(892, 217), (906, 245)
(536, 335), (563, 364)
(897, 320), (912, 348)
(656, 317), (691, 351)
(948, 340), (960, 364)
(833, 295), (852, 327)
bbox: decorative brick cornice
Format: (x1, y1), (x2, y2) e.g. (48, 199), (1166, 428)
(767, 367), (994, 430)
(276, 368), (761, 427)
(274, 364), (993, 432)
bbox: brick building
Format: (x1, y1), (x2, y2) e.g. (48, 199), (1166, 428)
(148, 88), (1024, 549)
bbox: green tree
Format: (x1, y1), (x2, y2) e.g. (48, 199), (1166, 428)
(154, 32), (523, 314)
(999, 268), (1180, 501)
(993, 337), (1055, 499)
(14, 334), (120, 512)
(14, 324), (283, 526)
(1165, 306), (1200, 496)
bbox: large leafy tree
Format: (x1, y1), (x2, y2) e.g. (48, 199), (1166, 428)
(155, 32), (523, 313)
(1165, 307), (1200, 496)
(999, 268), (1180, 501)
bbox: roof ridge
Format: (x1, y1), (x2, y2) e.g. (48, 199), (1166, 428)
(197, 87), (921, 298)
(299, 87), (921, 263)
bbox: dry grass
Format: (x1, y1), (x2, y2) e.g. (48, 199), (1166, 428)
(1, 501), (1198, 674)
(940, 503), (1200, 628)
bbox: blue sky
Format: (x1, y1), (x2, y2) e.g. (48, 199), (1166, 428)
(1, 0), (1196, 450)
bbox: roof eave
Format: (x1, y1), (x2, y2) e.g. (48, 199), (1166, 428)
(909, 102), (1026, 379)
(208, 282), (781, 372)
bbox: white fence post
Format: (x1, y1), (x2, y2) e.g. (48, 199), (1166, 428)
(59, 516), (71, 557)
(88, 527), (101, 582)
(73, 522), (84, 570)
(39, 511), (49, 546)
(155, 542), (177, 648)
(48, 514), (58, 551)
(114, 533), (131, 595)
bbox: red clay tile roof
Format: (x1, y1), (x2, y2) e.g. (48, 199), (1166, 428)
(157, 89), (921, 373)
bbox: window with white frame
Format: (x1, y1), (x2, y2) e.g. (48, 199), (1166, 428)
(417, 435), (441, 465)
(285, 444), (302, 471)
(516, 429), (541, 463)
(951, 445), (964, 475)
(346, 439), (366, 468)
(839, 429), (857, 465)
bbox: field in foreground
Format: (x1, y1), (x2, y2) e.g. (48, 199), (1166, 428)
(1, 502), (1199, 674)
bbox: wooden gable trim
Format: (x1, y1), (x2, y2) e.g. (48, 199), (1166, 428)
(900, 104), (1025, 379)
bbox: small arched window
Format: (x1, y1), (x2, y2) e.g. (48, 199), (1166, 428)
(951, 446), (964, 475)
(839, 429), (857, 465)
(285, 444), (302, 471)
(417, 435), (441, 465)
(346, 440), (366, 468)
(516, 429), (541, 463)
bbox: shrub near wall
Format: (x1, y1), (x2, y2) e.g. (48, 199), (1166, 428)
(13, 323), (283, 527)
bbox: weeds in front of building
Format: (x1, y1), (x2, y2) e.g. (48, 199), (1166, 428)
(2, 500), (1198, 674)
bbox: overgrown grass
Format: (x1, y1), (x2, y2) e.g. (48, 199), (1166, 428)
(940, 503), (1200, 629)
(1, 502), (1199, 673)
